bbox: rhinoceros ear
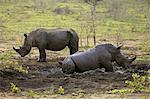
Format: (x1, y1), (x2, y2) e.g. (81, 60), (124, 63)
(13, 47), (19, 52)
(129, 56), (136, 63)
(24, 34), (27, 38)
(117, 44), (123, 50)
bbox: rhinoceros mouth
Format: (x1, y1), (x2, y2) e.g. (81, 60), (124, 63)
(13, 47), (19, 52)
(129, 56), (136, 63)
(20, 54), (25, 57)
(13, 47), (24, 57)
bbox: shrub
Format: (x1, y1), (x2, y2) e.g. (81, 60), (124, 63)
(0, 50), (28, 74)
(10, 83), (21, 93)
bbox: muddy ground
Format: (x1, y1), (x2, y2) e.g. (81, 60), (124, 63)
(0, 41), (150, 99)
(0, 54), (149, 98)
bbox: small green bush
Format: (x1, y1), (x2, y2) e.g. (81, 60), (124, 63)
(108, 73), (150, 94)
(125, 73), (150, 93)
(10, 83), (21, 93)
(58, 86), (65, 95)
(0, 50), (28, 74)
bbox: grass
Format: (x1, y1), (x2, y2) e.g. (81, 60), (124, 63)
(0, 0), (149, 60)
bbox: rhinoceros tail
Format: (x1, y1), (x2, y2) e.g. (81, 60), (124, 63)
(68, 28), (79, 54)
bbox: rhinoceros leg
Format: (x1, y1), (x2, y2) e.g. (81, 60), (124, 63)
(68, 45), (78, 55)
(38, 48), (46, 62)
(102, 61), (114, 72)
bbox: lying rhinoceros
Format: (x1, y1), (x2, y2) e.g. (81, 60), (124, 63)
(59, 44), (136, 74)
(13, 28), (79, 62)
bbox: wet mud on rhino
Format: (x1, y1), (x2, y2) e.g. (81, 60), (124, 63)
(13, 28), (79, 62)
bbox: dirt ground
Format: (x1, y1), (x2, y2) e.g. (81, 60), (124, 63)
(0, 40), (150, 99)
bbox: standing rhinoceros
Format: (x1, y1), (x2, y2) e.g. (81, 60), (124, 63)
(13, 28), (79, 62)
(59, 44), (136, 74)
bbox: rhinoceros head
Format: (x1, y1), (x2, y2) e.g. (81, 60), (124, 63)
(13, 34), (31, 57)
(115, 53), (136, 69)
(111, 44), (136, 69)
(59, 57), (75, 74)
(13, 46), (31, 57)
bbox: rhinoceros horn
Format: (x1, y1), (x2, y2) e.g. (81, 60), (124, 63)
(129, 56), (136, 63)
(13, 47), (19, 52)
(117, 44), (123, 50)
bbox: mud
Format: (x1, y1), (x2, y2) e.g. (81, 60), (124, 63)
(0, 55), (149, 96)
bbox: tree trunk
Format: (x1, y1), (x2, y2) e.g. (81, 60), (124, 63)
(91, 4), (96, 45)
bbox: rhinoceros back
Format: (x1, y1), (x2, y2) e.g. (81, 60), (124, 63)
(62, 57), (75, 74)
(71, 48), (100, 72)
(96, 44), (119, 56)
(30, 28), (71, 51)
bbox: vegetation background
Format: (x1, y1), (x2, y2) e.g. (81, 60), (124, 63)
(0, 0), (149, 58)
